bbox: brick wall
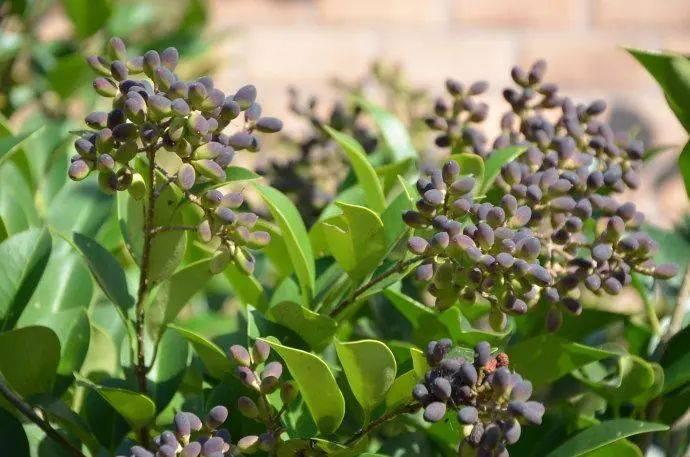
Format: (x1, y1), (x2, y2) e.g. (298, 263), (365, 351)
(207, 0), (690, 225)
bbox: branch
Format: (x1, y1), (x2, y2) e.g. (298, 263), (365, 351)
(0, 379), (86, 457)
(133, 148), (158, 447)
(329, 256), (422, 318)
(150, 225), (197, 236)
(343, 402), (419, 446)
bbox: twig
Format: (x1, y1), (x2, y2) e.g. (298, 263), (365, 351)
(0, 379), (86, 457)
(329, 256), (422, 318)
(343, 402), (419, 446)
(133, 147), (158, 447)
(150, 225), (197, 235)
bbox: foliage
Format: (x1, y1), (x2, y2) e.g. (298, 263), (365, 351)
(0, 28), (688, 457)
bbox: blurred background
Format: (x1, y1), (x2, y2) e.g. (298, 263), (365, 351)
(2, 0), (689, 227)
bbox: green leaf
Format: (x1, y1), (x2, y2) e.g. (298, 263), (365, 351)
(0, 326), (60, 397)
(267, 301), (337, 351)
(220, 166), (262, 182)
(146, 258), (213, 341)
(376, 158), (415, 193)
(663, 348), (690, 393)
(627, 48), (690, 132)
(254, 184), (315, 301)
(71, 232), (134, 311)
(0, 162), (38, 235)
(324, 126), (386, 213)
(225, 261), (266, 310)
(321, 202), (387, 282)
(0, 228), (51, 329)
(76, 375), (156, 430)
(46, 53), (90, 99)
(481, 146), (526, 195)
(335, 339), (397, 415)
(61, 0), (111, 38)
(679, 141), (690, 199)
(385, 370), (417, 411)
(576, 355), (662, 406)
(0, 126), (41, 170)
(46, 182), (112, 238)
(261, 337), (345, 433)
(448, 153), (484, 190)
(170, 324), (233, 379)
(147, 328), (189, 412)
(356, 97), (417, 161)
(509, 335), (616, 388)
(117, 184), (187, 283)
(384, 288), (434, 326)
(0, 408), (29, 456)
(546, 419), (668, 457)
(380, 178), (415, 249)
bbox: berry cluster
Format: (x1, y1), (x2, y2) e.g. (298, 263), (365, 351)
(422, 61), (677, 327)
(228, 340), (299, 453)
(403, 160), (549, 329)
(414, 340), (544, 457)
(424, 79), (490, 156)
(257, 87), (377, 225)
(119, 407), (231, 457)
(492, 61), (677, 327)
(71, 37), (282, 274)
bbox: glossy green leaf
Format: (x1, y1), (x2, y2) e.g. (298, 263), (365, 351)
(170, 324), (233, 379)
(322, 202), (387, 282)
(147, 258), (213, 341)
(261, 337), (345, 433)
(384, 288), (434, 326)
(79, 324), (119, 378)
(376, 158), (415, 193)
(627, 48), (690, 132)
(324, 126), (386, 213)
(385, 370), (418, 411)
(546, 419), (668, 457)
(254, 183), (315, 301)
(509, 335), (616, 388)
(0, 326), (60, 397)
(356, 97), (417, 162)
(679, 140), (690, 199)
(76, 375), (155, 430)
(118, 184), (186, 283)
(71, 232), (134, 311)
(0, 126), (41, 170)
(26, 239), (92, 317)
(577, 355), (662, 406)
(46, 53), (90, 99)
(0, 228), (51, 329)
(147, 328), (189, 412)
(256, 219), (293, 279)
(0, 162), (38, 235)
(225, 261), (266, 310)
(481, 146), (526, 195)
(663, 348), (690, 393)
(267, 301), (337, 351)
(335, 339), (397, 415)
(46, 182), (112, 238)
(381, 178), (415, 249)
(0, 408), (29, 456)
(61, 0), (111, 38)
(448, 152), (484, 190)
